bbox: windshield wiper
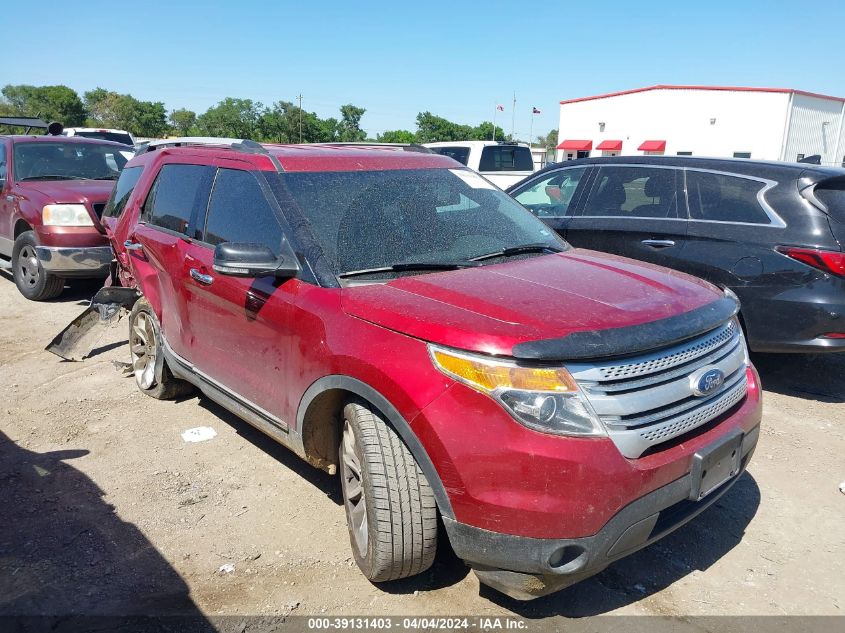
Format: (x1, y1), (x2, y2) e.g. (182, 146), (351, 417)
(469, 243), (565, 262)
(20, 175), (86, 181)
(338, 261), (480, 279)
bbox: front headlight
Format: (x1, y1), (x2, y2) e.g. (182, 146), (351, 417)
(42, 204), (94, 227)
(429, 345), (606, 437)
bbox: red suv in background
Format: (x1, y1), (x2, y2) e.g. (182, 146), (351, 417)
(97, 138), (761, 600)
(0, 135), (130, 300)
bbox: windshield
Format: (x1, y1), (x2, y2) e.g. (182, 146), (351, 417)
(71, 131), (133, 146)
(268, 167), (566, 276)
(13, 141), (128, 181)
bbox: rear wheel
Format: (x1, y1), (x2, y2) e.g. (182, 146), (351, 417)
(128, 298), (193, 400)
(339, 401), (438, 582)
(12, 231), (64, 301)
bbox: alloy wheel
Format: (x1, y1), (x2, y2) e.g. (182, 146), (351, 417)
(130, 312), (158, 390)
(340, 420), (368, 557)
(16, 245), (41, 288)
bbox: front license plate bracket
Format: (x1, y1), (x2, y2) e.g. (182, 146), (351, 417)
(689, 429), (743, 501)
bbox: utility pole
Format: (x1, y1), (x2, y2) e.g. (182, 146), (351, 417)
(297, 94), (303, 143)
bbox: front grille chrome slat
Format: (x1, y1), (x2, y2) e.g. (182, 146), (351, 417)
(569, 319), (749, 458)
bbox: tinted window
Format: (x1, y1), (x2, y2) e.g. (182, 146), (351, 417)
(203, 169), (282, 253)
(813, 180), (845, 224)
(687, 171), (770, 224)
(144, 164), (212, 235)
(478, 146), (534, 172)
(430, 146), (470, 165)
(102, 166), (143, 219)
(267, 168), (563, 275)
(513, 167), (588, 217)
(0, 144), (6, 181)
(582, 166), (679, 218)
(72, 131), (133, 145)
(13, 141), (128, 181)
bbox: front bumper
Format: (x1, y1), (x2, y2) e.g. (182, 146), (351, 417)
(35, 245), (112, 277)
(444, 424), (760, 601)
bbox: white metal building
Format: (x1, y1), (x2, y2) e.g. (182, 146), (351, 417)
(556, 85), (845, 167)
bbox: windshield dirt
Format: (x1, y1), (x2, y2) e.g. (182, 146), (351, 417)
(269, 168), (566, 276)
(13, 141), (128, 181)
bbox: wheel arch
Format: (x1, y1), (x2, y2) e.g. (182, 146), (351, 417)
(14, 219), (32, 239)
(296, 375), (455, 520)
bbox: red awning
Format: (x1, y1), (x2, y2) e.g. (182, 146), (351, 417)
(557, 139), (593, 151)
(596, 140), (623, 151)
(638, 140), (666, 152)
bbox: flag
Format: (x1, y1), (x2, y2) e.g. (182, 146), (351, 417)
(532, 107), (541, 114)
(496, 104), (504, 112)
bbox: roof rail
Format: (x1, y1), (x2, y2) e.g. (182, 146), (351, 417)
(308, 142), (433, 154)
(137, 137), (284, 171)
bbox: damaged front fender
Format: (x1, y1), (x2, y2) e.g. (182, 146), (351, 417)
(46, 286), (141, 361)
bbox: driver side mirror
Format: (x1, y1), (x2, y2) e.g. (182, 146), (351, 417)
(213, 242), (301, 279)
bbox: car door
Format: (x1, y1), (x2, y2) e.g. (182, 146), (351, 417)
(682, 167), (789, 293)
(509, 165), (591, 238)
(0, 140), (12, 256)
(127, 161), (215, 359)
(180, 162), (296, 426)
(566, 164), (690, 270)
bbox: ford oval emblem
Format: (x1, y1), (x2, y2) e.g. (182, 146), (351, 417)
(689, 367), (725, 397)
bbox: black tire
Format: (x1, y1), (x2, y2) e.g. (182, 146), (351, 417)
(339, 400), (438, 582)
(12, 231), (64, 301)
(128, 298), (194, 400)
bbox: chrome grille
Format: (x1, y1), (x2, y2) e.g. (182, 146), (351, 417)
(568, 319), (748, 458)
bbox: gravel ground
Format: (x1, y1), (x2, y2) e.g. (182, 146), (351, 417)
(0, 273), (843, 627)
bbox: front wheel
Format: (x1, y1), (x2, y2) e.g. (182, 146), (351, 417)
(339, 401), (438, 582)
(12, 231), (64, 301)
(128, 298), (194, 400)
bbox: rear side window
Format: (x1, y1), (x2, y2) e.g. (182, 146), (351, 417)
(478, 146), (534, 172)
(143, 164), (213, 236)
(813, 178), (845, 224)
(102, 166), (143, 219)
(202, 169), (282, 253)
(687, 171), (770, 224)
(581, 166), (679, 218)
(430, 146), (470, 165)
(0, 143), (6, 181)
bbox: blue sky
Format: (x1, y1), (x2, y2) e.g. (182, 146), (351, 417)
(9, 0), (845, 140)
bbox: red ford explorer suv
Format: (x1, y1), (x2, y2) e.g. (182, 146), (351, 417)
(95, 138), (761, 600)
(0, 135), (130, 300)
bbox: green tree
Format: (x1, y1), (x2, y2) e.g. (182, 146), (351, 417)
(169, 108), (196, 136)
(84, 88), (132, 128)
(538, 128), (558, 151)
(195, 98), (263, 139)
(472, 121), (509, 142)
(1, 84), (86, 125)
(414, 112), (473, 142)
(376, 129), (417, 143)
(131, 101), (168, 137)
(337, 104), (366, 142)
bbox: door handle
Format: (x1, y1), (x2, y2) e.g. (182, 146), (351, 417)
(189, 268), (214, 285)
(641, 239), (676, 248)
(124, 240), (144, 251)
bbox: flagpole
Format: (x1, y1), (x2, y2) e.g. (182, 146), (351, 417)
(529, 111), (534, 149)
(492, 104), (497, 141)
(511, 92), (516, 140)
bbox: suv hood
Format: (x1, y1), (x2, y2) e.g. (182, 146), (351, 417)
(16, 179), (115, 204)
(342, 249), (725, 359)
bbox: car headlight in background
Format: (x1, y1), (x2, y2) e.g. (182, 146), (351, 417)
(42, 204), (94, 227)
(429, 345), (606, 437)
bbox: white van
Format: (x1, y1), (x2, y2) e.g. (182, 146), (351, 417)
(424, 141), (535, 189)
